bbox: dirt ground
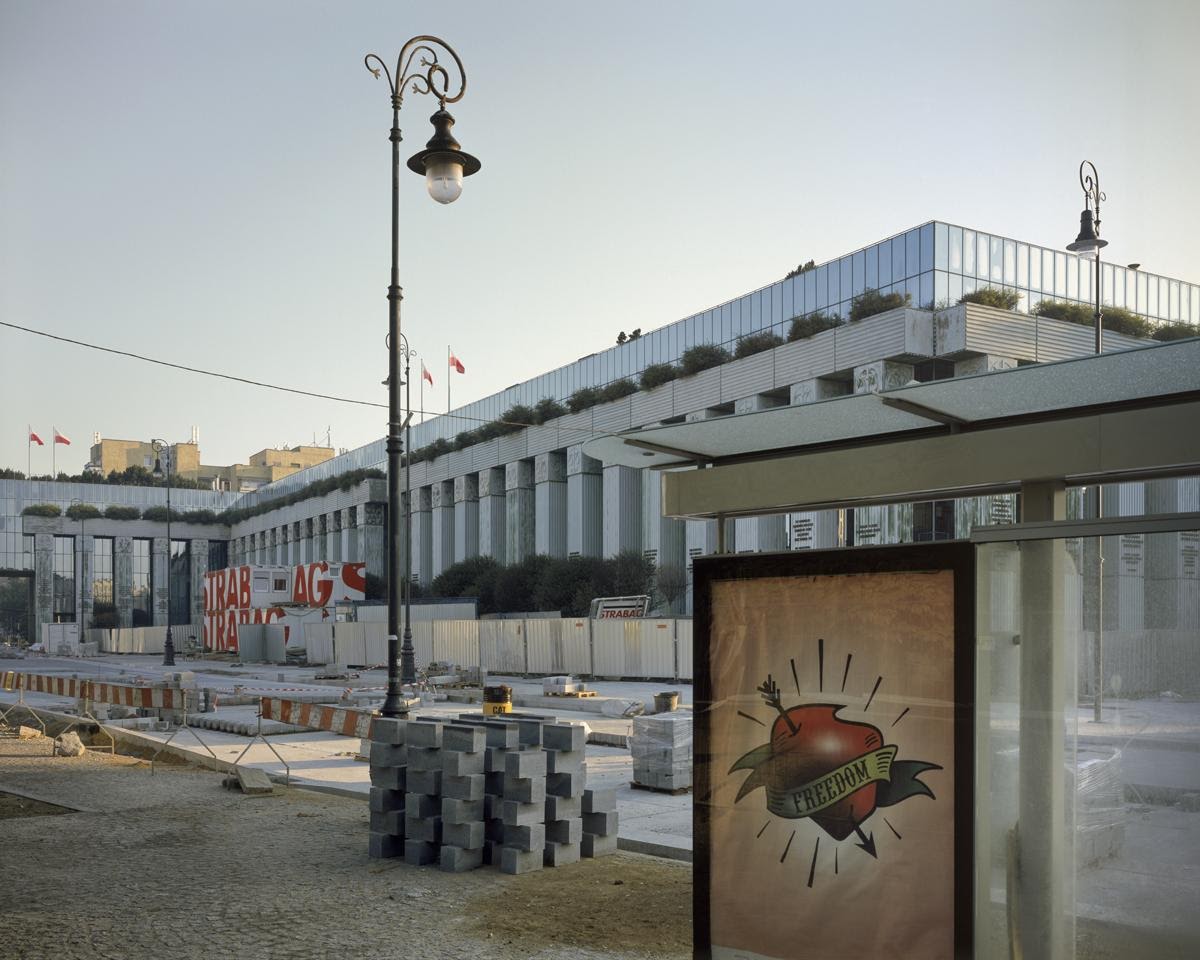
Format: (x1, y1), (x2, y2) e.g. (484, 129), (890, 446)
(0, 729), (692, 960)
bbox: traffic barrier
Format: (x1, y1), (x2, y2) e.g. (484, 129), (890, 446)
(1, 672), (186, 710)
(260, 695), (376, 739)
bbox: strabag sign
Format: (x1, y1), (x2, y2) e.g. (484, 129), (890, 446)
(590, 595), (651, 619)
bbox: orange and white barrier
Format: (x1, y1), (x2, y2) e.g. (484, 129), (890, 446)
(260, 696), (376, 739)
(1, 671), (187, 710)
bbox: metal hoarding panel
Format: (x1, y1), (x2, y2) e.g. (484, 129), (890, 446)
(562, 618), (592, 676)
(305, 622), (334, 664)
(237, 624), (266, 661)
(413, 621), (434, 671)
(363, 624), (387, 666)
(339, 622), (367, 667)
(524, 618), (561, 674)
(591, 619), (626, 676)
(479, 619), (527, 674)
(433, 620), (480, 668)
(676, 619), (694, 679)
(638, 619), (677, 678)
(264, 624), (287, 663)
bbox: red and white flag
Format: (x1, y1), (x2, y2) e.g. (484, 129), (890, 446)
(421, 361), (433, 386)
(53, 427), (71, 445)
(449, 349), (465, 374)
(28, 427), (44, 446)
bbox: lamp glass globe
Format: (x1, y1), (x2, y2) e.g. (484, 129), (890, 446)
(426, 159), (464, 204)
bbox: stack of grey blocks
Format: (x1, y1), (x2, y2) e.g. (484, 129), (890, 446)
(631, 712), (693, 792)
(368, 717), (408, 860)
(439, 723), (488, 872)
(581, 787), (619, 857)
(542, 722), (587, 867)
(404, 719), (444, 865)
(501, 729), (548, 875)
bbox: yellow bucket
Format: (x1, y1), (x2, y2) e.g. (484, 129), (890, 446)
(482, 684), (513, 716)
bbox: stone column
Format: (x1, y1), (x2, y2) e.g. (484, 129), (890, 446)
(685, 520), (718, 615)
(313, 515), (328, 562)
(642, 470), (686, 613)
(790, 377), (851, 405)
(454, 474), (480, 563)
(853, 360), (914, 394)
(732, 396), (787, 553)
(602, 464), (642, 559)
(77, 534), (94, 630)
(506, 461), (535, 565)
(535, 452), (568, 559)
(953, 354), (1017, 377)
(327, 512), (342, 563)
(114, 535), (133, 629)
(359, 502), (387, 584)
(567, 445), (602, 559)
(151, 537), (169, 626)
(189, 538), (209, 626)
(478, 468), (507, 561)
(411, 488), (433, 586)
(432, 481), (455, 579)
(33, 533), (53, 639)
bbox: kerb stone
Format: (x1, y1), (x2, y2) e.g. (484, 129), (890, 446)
(368, 831), (403, 859)
(582, 788), (617, 814)
(543, 723), (586, 752)
(369, 765), (406, 791)
(404, 840), (439, 866)
(407, 721), (442, 748)
(370, 717), (407, 745)
(441, 797), (485, 823)
(442, 724), (486, 754)
(503, 823), (546, 852)
(440, 844), (484, 873)
(581, 832), (619, 858)
(544, 796), (581, 821)
(407, 769), (441, 795)
(503, 777), (546, 804)
(547, 771), (586, 798)
(544, 841), (581, 867)
(443, 751), (485, 776)
(545, 818), (582, 844)
(505, 749), (546, 779)
(500, 846), (543, 875)
(443, 821), (485, 850)
(583, 810), (619, 836)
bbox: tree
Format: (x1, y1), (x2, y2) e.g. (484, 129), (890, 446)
(616, 331), (627, 345)
(787, 312), (842, 341)
(640, 363), (679, 390)
(654, 563), (689, 614)
(734, 332), (784, 359)
(849, 288), (910, 322)
(960, 287), (1021, 310)
(680, 344), (732, 375)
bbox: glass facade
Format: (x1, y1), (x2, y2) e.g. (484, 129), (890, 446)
(169, 539), (190, 626)
(52, 535), (75, 622)
(131, 538), (151, 626)
(93, 536), (114, 616)
(251, 220), (1198, 502)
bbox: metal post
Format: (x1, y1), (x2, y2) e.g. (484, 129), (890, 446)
(164, 450), (175, 666)
(402, 345), (415, 685)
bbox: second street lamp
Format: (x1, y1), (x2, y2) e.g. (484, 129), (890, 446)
(150, 439), (175, 667)
(364, 36), (481, 717)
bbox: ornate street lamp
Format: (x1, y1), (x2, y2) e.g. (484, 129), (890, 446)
(150, 439), (175, 666)
(364, 36), (481, 717)
(1065, 160), (1108, 355)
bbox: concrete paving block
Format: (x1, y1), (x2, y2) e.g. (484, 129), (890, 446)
(503, 776), (546, 804)
(503, 823), (546, 853)
(484, 747), (511, 773)
(369, 741), (409, 766)
(443, 820), (485, 850)
(543, 723), (586, 752)
(517, 719), (543, 747)
(235, 767), (274, 795)
(407, 769), (442, 795)
(370, 718), (408, 745)
(441, 798), (485, 823)
(482, 794), (500, 819)
(544, 796), (582, 822)
(370, 809), (405, 835)
(500, 846), (543, 875)
(404, 840), (439, 866)
(543, 841), (581, 867)
(583, 811), (619, 836)
(442, 724), (486, 754)
(405, 792), (440, 817)
(443, 750), (485, 776)
(407, 720), (443, 748)
(369, 765), (406, 791)
(582, 788), (617, 814)
(501, 801), (544, 828)
(546, 749), (585, 775)
(404, 815), (442, 844)
(505, 749), (546, 780)
(369, 787), (406, 814)
(443, 774), (485, 801)
(482, 722), (520, 749)
(368, 831), (403, 859)
(546, 818), (583, 844)
(483, 840), (503, 865)
(581, 832), (619, 858)
(407, 747), (443, 772)
(547, 771), (586, 798)
(440, 844), (484, 873)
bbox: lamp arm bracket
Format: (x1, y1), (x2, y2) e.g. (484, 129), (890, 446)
(364, 36), (466, 110)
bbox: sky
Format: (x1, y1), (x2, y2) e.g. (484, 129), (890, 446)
(2, 0), (1198, 476)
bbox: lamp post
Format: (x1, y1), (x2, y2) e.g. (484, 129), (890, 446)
(1066, 161), (1108, 722)
(364, 37), (481, 717)
(397, 334), (418, 687)
(69, 498), (85, 629)
(150, 439), (175, 666)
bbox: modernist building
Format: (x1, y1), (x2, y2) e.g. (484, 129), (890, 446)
(2, 221), (1196, 642)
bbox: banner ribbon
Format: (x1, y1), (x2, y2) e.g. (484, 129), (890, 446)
(766, 746), (898, 819)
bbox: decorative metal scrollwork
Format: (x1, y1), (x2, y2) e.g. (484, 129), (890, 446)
(364, 35), (467, 109)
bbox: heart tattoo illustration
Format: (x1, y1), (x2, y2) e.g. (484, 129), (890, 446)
(730, 674), (941, 857)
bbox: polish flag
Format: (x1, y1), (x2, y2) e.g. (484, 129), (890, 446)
(53, 427), (71, 445)
(29, 427), (44, 446)
(449, 349), (465, 374)
(421, 361), (433, 386)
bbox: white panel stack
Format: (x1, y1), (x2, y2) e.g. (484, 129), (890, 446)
(631, 712), (693, 792)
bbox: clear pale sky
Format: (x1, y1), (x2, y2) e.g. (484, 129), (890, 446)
(2, 0), (1197, 475)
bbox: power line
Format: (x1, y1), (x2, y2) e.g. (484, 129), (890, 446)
(1, 319), (615, 439)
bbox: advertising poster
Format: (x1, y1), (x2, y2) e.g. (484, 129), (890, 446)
(694, 545), (973, 960)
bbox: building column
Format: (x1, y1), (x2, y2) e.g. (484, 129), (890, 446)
(454, 474), (480, 563)
(602, 464), (642, 558)
(33, 533), (53, 638)
(411, 487), (433, 586)
(189, 538), (209, 626)
(327, 512), (342, 563)
(114, 535), (133, 629)
(313, 515), (328, 563)
(732, 396), (787, 553)
(359, 502), (387, 584)
(790, 377), (851, 405)
(567, 445), (602, 559)
(77, 534), (94, 630)
(953, 354), (1018, 377)
(432, 481), (455, 579)
(535, 452), (568, 559)
(151, 537), (169, 627)
(642, 470), (686, 613)
(506, 461), (535, 565)
(853, 360), (914, 394)
(478, 468), (507, 561)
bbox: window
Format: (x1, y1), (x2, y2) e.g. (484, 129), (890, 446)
(169, 540), (189, 626)
(93, 537), (114, 607)
(53, 535), (75, 622)
(132, 538), (152, 626)
(912, 500), (956, 541)
(273, 577), (288, 592)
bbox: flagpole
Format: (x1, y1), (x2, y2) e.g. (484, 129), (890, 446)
(420, 365), (424, 425)
(447, 345), (451, 415)
(27, 427), (31, 478)
(52, 428), (56, 478)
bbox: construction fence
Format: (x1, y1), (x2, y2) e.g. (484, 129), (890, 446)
(304, 617), (695, 682)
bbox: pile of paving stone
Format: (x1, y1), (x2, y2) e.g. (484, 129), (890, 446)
(368, 715), (618, 873)
(630, 712), (692, 793)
